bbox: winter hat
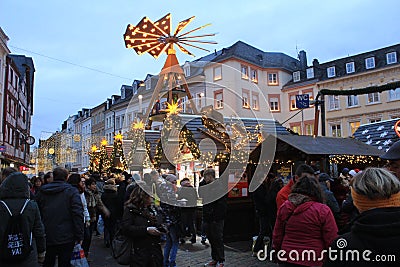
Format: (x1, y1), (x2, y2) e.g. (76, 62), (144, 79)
(165, 174), (178, 183)
(349, 170), (357, 177)
(105, 178), (116, 185)
(319, 173), (334, 182)
(380, 140), (400, 161)
(342, 168), (350, 175)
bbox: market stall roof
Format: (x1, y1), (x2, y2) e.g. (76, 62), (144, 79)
(265, 134), (383, 156)
(352, 118), (400, 152)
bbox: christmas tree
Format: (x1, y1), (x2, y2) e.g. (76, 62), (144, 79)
(110, 133), (127, 171)
(127, 120), (153, 169)
(99, 139), (111, 173)
(88, 145), (100, 173)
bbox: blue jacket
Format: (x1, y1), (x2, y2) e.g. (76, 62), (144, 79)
(36, 181), (84, 245)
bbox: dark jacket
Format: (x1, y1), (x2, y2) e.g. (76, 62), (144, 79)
(101, 184), (123, 224)
(122, 203), (163, 248)
(36, 180), (84, 245)
(0, 172), (46, 267)
(323, 207), (400, 267)
(199, 180), (227, 222)
(319, 182), (340, 218)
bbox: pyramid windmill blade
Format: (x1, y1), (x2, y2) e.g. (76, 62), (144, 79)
(175, 43), (195, 56)
(177, 23), (211, 38)
(173, 16), (195, 36)
(154, 13), (171, 36)
(180, 41), (211, 52)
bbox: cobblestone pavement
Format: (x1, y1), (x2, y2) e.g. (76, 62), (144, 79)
(89, 235), (278, 267)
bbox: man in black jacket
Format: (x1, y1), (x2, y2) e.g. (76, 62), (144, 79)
(200, 168), (227, 267)
(36, 167), (84, 267)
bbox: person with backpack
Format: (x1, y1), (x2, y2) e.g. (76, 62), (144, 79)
(0, 172), (46, 267)
(35, 167), (84, 267)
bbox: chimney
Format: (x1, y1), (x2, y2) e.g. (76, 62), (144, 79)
(312, 58), (320, 67)
(298, 50), (307, 70)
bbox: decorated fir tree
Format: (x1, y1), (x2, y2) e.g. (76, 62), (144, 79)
(99, 139), (111, 173)
(110, 133), (127, 171)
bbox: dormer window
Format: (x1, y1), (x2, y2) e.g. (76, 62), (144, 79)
(365, 57), (375, 69)
(184, 66), (190, 77)
(346, 62), (355, 74)
(306, 68), (314, 79)
(293, 71), (300, 82)
(121, 88), (126, 99)
(327, 66), (336, 78)
(387, 52), (397, 64)
(145, 79), (151, 90)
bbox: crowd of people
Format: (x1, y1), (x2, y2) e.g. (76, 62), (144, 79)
(0, 139), (399, 267)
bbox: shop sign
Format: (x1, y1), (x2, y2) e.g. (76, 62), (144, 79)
(395, 120), (400, 138)
(0, 146), (6, 152)
(19, 166), (29, 171)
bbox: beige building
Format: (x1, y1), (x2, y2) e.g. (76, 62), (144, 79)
(283, 43), (400, 137)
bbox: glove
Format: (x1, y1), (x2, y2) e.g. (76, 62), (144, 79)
(146, 226), (161, 236)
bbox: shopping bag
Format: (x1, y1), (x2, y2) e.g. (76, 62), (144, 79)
(112, 228), (131, 265)
(71, 243), (89, 267)
(97, 215), (104, 235)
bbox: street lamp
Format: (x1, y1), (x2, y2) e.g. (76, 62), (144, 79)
(138, 94), (143, 114)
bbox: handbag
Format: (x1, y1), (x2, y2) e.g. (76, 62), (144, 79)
(71, 243), (89, 267)
(112, 227), (132, 265)
(97, 215), (104, 235)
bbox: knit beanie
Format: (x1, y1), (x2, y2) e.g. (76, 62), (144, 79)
(351, 187), (400, 213)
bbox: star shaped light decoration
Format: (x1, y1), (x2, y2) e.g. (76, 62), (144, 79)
(132, 120), (145, 130)
(165, 101), (182, 115)
(114, 133), (124, 141)
(101, 139), (108, 146)
(124, 13), (217, 58)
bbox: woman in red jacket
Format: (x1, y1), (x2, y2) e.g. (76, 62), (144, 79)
(273, 176), (338, 267)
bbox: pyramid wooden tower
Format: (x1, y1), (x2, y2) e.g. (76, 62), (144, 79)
(124, 13), (216, 127)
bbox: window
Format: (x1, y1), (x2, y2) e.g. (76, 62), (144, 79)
(268, 73), (278, 85)
(291, 125), (301, 134)
(213, 66), (222, 80)
(369, 118), (381, 123)
(305, 124), (313, 136)
(250, 68), (258, 83)
(367, 92), (380, 104)
(303, 90), (314, 107)
(252, 93), (259, 110)
(327, 66), (336, 78)
(242, 90), (250, 108)
(196, 93), (204, 109)
(22, 110), (26, 123)
(386, 52), (397, 64)
(389, 88), (400, 101)
(365, 57), (375, 69)
(269, 95), (280, 112)
(184, 66), (190, 77)
(241, 65), (248, 79)
(349, 121), (360, 135)
(331, 124), (341, 137)
(306, 68), (314, 79)
(328, 95), (340, 110)
(289, 95), (297, 110)
(293, 71), (300, 82)
(346, 62), (355, 74)
(347, 95), (359, 107)
(145, 79), (151, 90)
(214, 90), (223, 109)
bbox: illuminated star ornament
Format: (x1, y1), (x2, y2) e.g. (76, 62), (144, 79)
(114, 133), (124, 141)
(165, 101), (182, 115)
(123, 13), (217, 58)
(132, 120), (145, 130)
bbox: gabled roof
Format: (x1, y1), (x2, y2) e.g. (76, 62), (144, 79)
(208, 41), (300, 72)
(353, 119), (400, 152)
(269, 134), (383, 156)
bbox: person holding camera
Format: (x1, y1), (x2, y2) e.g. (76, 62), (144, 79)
(122, 184), (164, 267)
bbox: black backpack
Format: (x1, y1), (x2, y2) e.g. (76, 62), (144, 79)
(0, 199), (32, 262)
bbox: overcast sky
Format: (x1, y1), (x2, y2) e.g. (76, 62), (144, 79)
(1, 0), (400, 144)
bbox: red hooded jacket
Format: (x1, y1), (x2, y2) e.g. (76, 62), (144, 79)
(273, 193), (338, 266)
